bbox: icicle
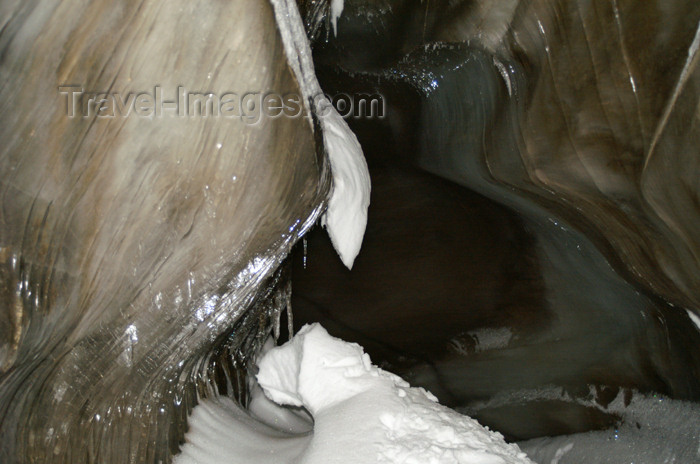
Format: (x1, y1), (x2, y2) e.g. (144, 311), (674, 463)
(236, 369), (246, 406)
(273, 306), (282, 341)
(286, 280), (294, 341)
(303, 237), (308, 269)
(287, 304), (294, 342)
(222, 363), (234, 398)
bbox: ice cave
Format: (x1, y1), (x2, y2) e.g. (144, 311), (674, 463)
(1, 0), (699, 463)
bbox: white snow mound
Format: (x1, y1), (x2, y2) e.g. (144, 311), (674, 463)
(257, 323), (534, 464)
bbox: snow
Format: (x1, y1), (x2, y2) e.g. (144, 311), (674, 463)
(520, 390), (700, 463)
(269, 0), (371, 269)
(175, 324), (532, 463)
(175, 324), (700, 464)
(318, 107), (371, 270)
(255, 323), (533, 464)
(172, 395), (310, 464)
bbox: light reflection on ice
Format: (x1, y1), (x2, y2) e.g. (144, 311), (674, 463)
(195, 295), (219, 322)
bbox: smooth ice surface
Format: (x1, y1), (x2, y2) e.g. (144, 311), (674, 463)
(269, 0), (371, 269)
(256, 323), (533, 463)
(0, 0), (330, 461)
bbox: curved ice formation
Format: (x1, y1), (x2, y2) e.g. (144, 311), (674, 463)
(270, 0), (371, 270)
(256, 323), (533, 464)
